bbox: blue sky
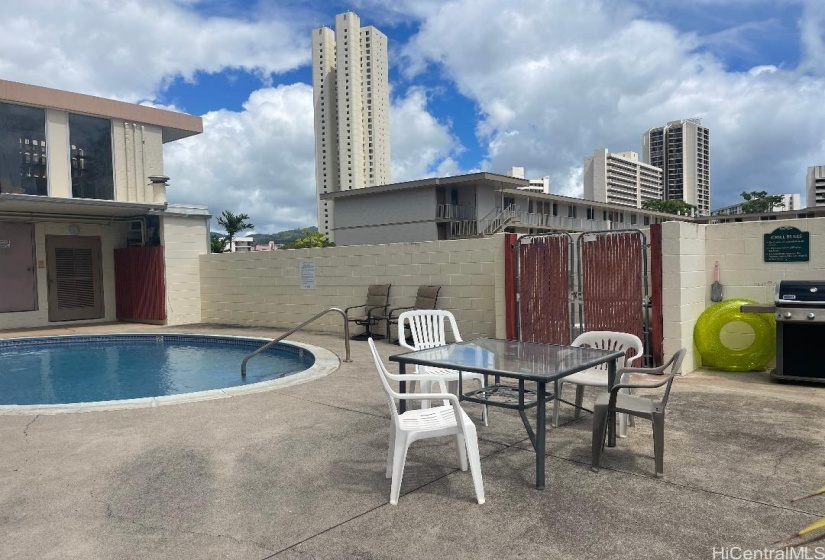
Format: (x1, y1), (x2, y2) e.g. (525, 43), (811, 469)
(1, 0), (823, 233)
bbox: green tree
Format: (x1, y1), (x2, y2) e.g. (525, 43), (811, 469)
(740, 191), (785, 214)
(642, 199), (697, 215)
(283, 229), (335, 249)
(210, 234), (226, 254)
(216, 210), (254, 252)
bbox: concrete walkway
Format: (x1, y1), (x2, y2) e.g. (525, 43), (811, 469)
(0, 323), (823, 559)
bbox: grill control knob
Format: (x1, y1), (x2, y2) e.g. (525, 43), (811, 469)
(808, 312), (816, 320)
(784, 311), (793, 319)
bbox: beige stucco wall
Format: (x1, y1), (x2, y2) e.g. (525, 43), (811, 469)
(0, 222), (129, 330)
(112, 120), (164, 204)
(199, 236), (505, 340)
(162, 214), (209, 326)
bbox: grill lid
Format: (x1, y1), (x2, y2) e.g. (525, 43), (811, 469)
(775, 280), (825, 305)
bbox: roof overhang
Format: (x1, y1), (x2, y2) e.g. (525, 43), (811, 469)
(320, 172), (529, 200)
(0, 193), (166, 222)
(0, 79), (203, 143)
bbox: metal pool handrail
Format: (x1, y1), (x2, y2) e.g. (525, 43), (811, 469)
(241, 307), (351, 377)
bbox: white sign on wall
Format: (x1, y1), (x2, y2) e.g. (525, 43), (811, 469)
(299, 260), (316, 289)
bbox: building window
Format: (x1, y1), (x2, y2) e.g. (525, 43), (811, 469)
(69, 113), (114, 200)
(0, 102), (47, 196)
(568, 205), (576, 218)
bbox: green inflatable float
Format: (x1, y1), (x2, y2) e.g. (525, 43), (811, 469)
(693, 299), (776, 372)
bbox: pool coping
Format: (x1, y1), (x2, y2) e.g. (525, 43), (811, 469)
(0, 333), (340, 415)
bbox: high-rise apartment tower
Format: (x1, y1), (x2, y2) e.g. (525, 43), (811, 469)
(312, 12), (390, 239)
(806, 166), (825, 208)
(642, 119), (710, 215)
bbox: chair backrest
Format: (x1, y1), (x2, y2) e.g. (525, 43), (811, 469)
(659, 347), (687, 408)
(413, 286), (441, 310)
(365, 284), (391, 308)
(368, 338), (401, 423)
(398, 309), (462, 352)
(572, 330), (643, 370)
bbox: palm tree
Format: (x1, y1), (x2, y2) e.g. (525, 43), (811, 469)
(217, 210), (255, 252)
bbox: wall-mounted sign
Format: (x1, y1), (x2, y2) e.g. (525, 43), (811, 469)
(299, 260), (316, 289)
(764, 226), (809, 263)
(0, 239), (10, 249)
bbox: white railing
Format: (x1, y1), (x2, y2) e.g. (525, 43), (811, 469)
(436, 203), (476, 220)
(482, 204), (522, 235)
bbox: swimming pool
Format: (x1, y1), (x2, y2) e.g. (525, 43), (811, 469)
(0, 334), (337, 411)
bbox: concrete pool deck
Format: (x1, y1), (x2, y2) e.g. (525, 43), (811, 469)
(0, 322), (823, 559)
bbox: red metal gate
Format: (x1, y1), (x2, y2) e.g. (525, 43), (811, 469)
(507, 229), (662, 365)
(577, 230), (647, 355)
(516, 234), (573, 345)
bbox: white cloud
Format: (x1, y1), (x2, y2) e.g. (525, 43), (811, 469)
(398, 0), (825, 206)
(0, 0), (308, 101)
(390, 87), (463, 181)
(165, 84), (317, 234)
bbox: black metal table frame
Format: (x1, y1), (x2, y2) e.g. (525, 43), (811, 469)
(390, 339), (623, 490)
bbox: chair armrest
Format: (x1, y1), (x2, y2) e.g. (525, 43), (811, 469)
(344, 303), (367, 315)
(387, 305), (415, 320)
(616, 359), (673, 378)
(609, 377), (671, 395)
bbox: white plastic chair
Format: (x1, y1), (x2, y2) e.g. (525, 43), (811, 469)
(552, 331), (643, 437)
(398, 309), (488, 426)
(368, 338), (485, 505)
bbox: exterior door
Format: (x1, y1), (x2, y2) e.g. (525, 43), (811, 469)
(46, 235), (104, 321)
(0, 222), (38, 312)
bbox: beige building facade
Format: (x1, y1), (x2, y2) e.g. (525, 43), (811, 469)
(583, 149), (663, 208)
(312, 12), (390, 240)
(806, 165), (825, 208)
(0, 79), (208, 330)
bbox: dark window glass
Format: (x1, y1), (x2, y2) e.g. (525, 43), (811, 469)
(69, 113), (113, 200)
(0, 102), (47, 195)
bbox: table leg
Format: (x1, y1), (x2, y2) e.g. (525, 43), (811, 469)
(607, 357), (617, 447)
(399, 363), (407, 414)
(535, 381), (546, 490)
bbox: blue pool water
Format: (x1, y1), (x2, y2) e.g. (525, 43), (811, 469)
(0, 335), (315, 406)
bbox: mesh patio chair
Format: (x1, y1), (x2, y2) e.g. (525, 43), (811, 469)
(376, 285), (441, 344)
(368, 338), (485, 505)
(552, 331), (643, 436)
(345, 284), (391, 340)
(591, 348), (686, 477)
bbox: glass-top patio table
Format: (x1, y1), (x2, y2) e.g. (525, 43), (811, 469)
(389, 338), (624, 490)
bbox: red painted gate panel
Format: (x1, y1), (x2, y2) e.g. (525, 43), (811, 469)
(518, 234), (572, 345)
(579, 231), (645, 345)
(114, 245), (166, 321)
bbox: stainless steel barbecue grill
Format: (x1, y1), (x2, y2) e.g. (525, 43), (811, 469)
(743, 280), (825, 383)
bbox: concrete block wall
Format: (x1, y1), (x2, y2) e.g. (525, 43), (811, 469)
(704, 217), (825, 304)
(162, 214), (209, 325)
(661, 221), (706, 373)
(663, 216), (825, 373)
(199, 235), (504, 340)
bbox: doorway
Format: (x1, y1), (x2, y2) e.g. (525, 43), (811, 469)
(0, 222), (38, 312)
(46, 235), (104, 321)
